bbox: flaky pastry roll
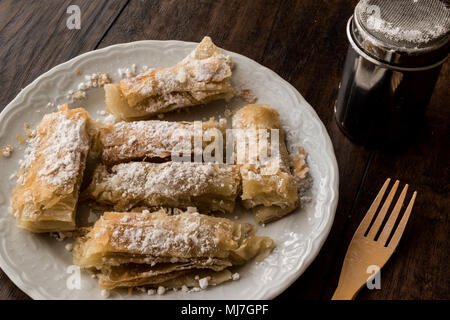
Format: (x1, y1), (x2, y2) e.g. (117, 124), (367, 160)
(232, 104), (300, 224)
(84, 161), (241, 213)
(96, 117), (226, 165)
(105, 36), (234, 120)
(73, 210), (274, 289)
(10, 105), (90, 232)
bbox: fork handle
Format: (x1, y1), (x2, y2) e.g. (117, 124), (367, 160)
(331, 283), (360, 300)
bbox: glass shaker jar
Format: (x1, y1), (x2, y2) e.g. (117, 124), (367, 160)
(335, 0), (449, 147)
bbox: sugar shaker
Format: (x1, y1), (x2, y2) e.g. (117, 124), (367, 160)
(335, 0), (449, 147)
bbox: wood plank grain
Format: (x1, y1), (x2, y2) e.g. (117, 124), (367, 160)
(254, 0), (375, 300)
(325, 61), (450, 300)
(96, 0), (283, 62)
(0, 0), (130, 300)
(0, 0), (129, 111)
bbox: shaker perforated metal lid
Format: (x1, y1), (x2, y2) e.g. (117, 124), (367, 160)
(351, 0), (450, 68)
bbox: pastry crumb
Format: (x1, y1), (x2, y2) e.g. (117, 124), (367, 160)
(118, 67), (136, 79)
(24, 123), (34, 138)
(147, 289), (156, 295)
(57, 104), (67, 111)
(238, 88), (257, 103)
(72, 90), (86, 100)
(232, 273), (240, 281)
(290, 146), (309, 179)
(199, 277), (209, 289)
(101, 289), (110, 298)
(78, 72), (112, 92)
(75, 69), (82, 75)
(25, 128), (35, 139)
(157, 286), (166, 295)
(1, 145), (14, 158)
(97, 72), (112, 86)
(65, 243), (73, 251)
(16, 134), (26, 145)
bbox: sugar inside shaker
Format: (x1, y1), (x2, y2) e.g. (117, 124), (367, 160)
(335, 0), (449, 147)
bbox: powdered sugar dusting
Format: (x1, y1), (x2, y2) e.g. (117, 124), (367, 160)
(93, 162), (236, 200)
(101, 212), (231, 257)
(359, 0), (450, 46)
(119, 36), (233, 108)
(100, 119), (224, 164)
(367, 15), (447, 44)
(124, 56), (232, 98)
(19, 109), (89, 189)
(37, 112), (89, 187)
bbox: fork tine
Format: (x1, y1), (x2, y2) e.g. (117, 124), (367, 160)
(387, 191), (417, 249)
(355, 178), (391, 235)
(377, 184), (408, 245)
(366, 180), (399, 239)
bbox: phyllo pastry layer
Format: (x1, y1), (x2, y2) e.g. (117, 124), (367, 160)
(105, 36), (234, 120)
(73, 210), (274, 289)
(232, 104), (300, 224)
(84, 162), (241, 213)
(96, 117), (226, 166)
(10, 105), (90, 232)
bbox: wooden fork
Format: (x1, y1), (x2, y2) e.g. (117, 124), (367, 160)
(332, 178), (417, 300)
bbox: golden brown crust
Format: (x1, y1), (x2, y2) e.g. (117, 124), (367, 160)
(232, 104), (281, 130)
(232, 104), (300, 224)
(84, 162), (241, 213)
(10, 105), (90, 232)
(105, 37), (234, 120)
(97, 118), (226, 166)
(73, 209), (274, 289)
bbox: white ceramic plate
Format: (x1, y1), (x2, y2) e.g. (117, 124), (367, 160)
(0, 40), (338, 300)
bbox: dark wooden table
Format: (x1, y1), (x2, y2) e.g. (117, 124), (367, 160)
(0, 0), (448, 300)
